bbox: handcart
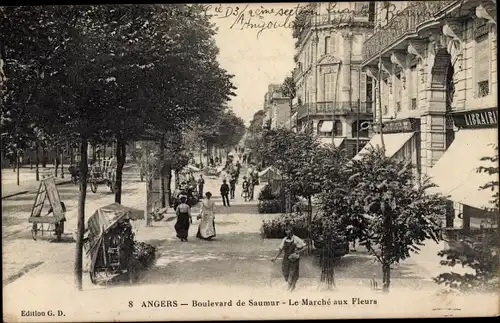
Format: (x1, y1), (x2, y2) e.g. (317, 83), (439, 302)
(28, 176), (66, 241)
(84, 203), (146, 284)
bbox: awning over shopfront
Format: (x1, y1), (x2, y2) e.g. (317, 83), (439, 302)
(319, 120), (334, 132)
(427, 128), (498, 210)
(319, 137), (345, 148)
(353, 132), (415, 160)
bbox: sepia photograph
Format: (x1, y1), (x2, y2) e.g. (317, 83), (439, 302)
(1, 1), (499, 321)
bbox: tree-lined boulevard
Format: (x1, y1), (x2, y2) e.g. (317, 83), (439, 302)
(1, 3), (499, 321)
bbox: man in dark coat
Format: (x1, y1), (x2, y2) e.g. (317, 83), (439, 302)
(220, 179), (230, 207)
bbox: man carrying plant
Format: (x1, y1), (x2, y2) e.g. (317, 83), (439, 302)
(271, 224), (306, 292)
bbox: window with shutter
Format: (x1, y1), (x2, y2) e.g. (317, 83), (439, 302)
(324, 37), (331, 55)
(360, 72), (367, 103)
(351, 69), (360, 101)
(366, 76), (373, 102)
(323, 73), (333, 101)
(475, 26), (490, 98)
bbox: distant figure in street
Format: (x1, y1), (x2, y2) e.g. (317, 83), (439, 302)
(174, 196), (192, 242)
(271, 224), (306, 292)
(196, 192), (216, 240)
(229, 176), (236, 199)
(241, 176), (250, 202)
(220, 179), (230, 207)
(210, 157), (215, 167)
(197, 175), (205, 199)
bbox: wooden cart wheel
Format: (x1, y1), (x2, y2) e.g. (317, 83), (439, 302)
(90, 180), (98, 193)
(31, 223), (38, 241)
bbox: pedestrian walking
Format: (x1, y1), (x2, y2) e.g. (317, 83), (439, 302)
(241, 176), (250, 202)
(229, 176), (236, 199)
(220, 179), (230, 207)
(197, 175), (205, 199)
(196, 192), (216, 240)
(271, 224), (306, 292)
(174, 196), (192, 242)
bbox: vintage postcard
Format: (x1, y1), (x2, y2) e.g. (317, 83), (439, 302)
(1, 1), (499, 321)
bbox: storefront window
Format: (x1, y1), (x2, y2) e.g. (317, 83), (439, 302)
(334, 121), (342, 136)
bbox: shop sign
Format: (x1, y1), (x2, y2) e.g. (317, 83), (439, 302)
(373, 118), (420, 134)
(452, 108), (498, 129)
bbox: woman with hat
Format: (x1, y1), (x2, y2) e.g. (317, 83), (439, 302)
(196, 192), (216, 240)
(174, 196), (192, 242)
(271, 224), (306, 292)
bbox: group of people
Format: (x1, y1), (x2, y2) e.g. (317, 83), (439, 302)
(174, 191), (216, 242)
(172, 160), (307, 292)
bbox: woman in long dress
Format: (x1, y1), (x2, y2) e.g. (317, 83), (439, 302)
(174, 196), (192, 242)
(196, 192), (216, 240)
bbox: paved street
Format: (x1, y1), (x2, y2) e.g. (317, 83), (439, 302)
(3, 168), (493, 321)
(3, 168), (457, 290)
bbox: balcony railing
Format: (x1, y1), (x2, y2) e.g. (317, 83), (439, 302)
(297, 5), (374, 46)
(362, 1), (458, 62)
(297, 101), (373, 119)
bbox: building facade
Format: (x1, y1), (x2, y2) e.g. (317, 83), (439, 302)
(262, 84), (291, 130)
(358, 0), (498, 237)
(292, 2), (376, 158)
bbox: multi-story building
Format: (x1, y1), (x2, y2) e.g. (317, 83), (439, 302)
(356, 0), (498, 239)
(262, 84), (290, 130)
(292, 2), (376, 157)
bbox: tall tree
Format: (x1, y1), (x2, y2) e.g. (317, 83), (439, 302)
(344, 146), (446, 292)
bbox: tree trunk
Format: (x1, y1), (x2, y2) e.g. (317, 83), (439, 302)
(102, 144), (106, 162)
(382, 263), (391, 293)
(70, 147), (74, 165)
(307, 195), (313, 255)
(54, 146), (59, 177)
(165, 163), (172, 207)
(199, 143), (203, 167)
(35, 143), (40, 181)
(174, 169), (180, 188)
(75, 139), (88, 291)
(16, 150), (20, 186)
(144, 143), (152, 227)
(42, 147), (46, 168)
(30, 151), (33, 170)
(160, 137), (166, 208)
(60, 149), (64, 179)
(92, 144), (97, 162)
(206, 142), (210, 166)
(114, 138), (126, 204)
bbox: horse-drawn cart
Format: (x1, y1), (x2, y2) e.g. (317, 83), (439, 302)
(68, 159), (117, 193)
(88, 160), (117, 193)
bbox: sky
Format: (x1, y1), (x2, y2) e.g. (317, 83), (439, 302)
(207, 3), (300, 125)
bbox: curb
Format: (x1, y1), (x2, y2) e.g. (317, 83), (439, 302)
(2, 180), (72, 200)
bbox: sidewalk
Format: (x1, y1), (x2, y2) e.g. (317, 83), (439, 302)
(1, 167), (71, 199)
(2, 181), (146, 286)
(1, 163), (138, 199)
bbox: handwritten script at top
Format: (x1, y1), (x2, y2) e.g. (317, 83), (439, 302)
(202, 4), (371, 39)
